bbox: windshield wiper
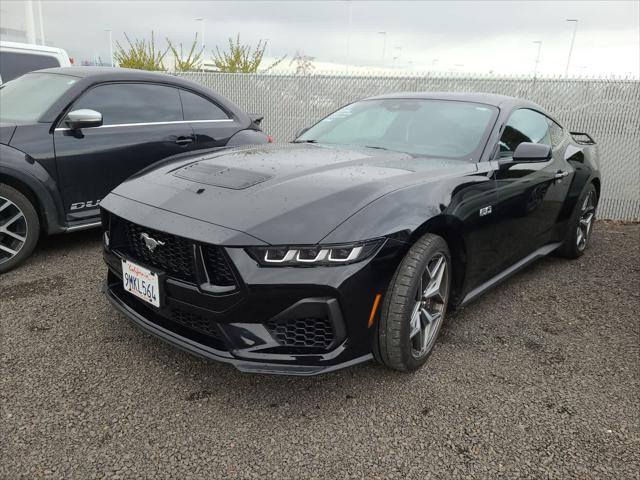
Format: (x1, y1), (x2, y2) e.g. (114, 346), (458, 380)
(292, 139), (317, 144)
(362, 145), (392, 151)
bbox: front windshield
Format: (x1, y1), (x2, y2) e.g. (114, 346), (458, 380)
(297, 98), (498, 160)
(0, 72), (78, 123)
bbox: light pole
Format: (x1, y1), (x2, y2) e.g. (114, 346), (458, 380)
(378, 31), (387, 67)
(265, 38), (271, 59)
(533, 40), (542, 78)
(194, 17), (205, 71)
(24, 0), (36, 44)
(194, 17), (205, 51)
(431, 58), (439, 70)
(565, 19), (578, 78)
(36, 0), (45, 45)
(105, 30), (114, 67)
(392, 46), (402, 67)
(346, 1), (353, 72)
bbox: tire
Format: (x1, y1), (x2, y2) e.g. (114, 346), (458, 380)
(556, 183), (597, 259)
(375, 233), (451, 372)
(0, 184), (40, 274)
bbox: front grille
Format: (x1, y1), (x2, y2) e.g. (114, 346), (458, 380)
(203, 246), (236, 286)
(265, 317), (335, 349)
(169, 307), (221, 339)
(110, 216), (237, 288)
(120, 220), (194, 282)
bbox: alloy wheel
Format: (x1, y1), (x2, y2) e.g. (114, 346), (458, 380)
(0, 195), (28, 265)
(409, 253), (448, 358)
(576, 190), (596, 251)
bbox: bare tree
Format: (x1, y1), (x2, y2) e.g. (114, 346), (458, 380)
(290, 51), (315, 75)
(211, 35), (285, 73)
(167, 33), (204, 72)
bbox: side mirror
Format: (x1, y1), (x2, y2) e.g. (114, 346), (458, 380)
(65, 109), (103, 130)
(499, 142), (551, 169)
(513, 142), (551, 162)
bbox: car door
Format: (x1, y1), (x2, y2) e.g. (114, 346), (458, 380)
(178, 88), (241, 149)
(490, 108), (574, 269)
(53, 82), (196, 222)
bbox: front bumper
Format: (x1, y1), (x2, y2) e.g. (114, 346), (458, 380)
(105, 281), (373, 375)
(102, 212), (405, 375)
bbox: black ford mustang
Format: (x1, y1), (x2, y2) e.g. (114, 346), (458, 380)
(101, 93), (600, 375)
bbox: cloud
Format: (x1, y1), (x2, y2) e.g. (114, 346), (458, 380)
(1, 0), (638, 76)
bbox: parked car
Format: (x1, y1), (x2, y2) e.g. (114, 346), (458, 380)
(100, 93), (600, 375)
(0, 40), (71, 84)
(0, 67), (269, 273)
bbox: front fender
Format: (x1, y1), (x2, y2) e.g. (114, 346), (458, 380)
(0, 144), (65, 234)
(321, 169), (496, 243)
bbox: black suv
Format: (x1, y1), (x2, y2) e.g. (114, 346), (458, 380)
(0, 67), (268, 273)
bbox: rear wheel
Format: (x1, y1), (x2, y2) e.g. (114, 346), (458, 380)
(557, 183), (597, 259)
(376, 233), (451, 372)
(0, 184), (40, 274)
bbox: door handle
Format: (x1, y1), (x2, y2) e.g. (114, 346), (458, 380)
(554, 170), (569, 180)
(175, 136), (194, 145)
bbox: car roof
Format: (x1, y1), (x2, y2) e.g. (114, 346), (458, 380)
(27, 66), (251, 126)
(0, 40), (67, 55)
(365, 91), (540, 110)
(30, 66), (245, 109)
(35, 66), (180, 81)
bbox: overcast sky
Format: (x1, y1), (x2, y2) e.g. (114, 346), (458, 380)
(2, 0), (639, 77)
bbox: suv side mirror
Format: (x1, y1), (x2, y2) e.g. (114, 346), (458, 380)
(499, 142), (551, 169)
(65, 109), (103, 130)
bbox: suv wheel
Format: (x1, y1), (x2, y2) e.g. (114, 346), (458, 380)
(0, 184), (40, 274)
(375, 233), (451, 372)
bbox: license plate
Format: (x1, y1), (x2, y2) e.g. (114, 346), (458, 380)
(121, 259), (161, 308)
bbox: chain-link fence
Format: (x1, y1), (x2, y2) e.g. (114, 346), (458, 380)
(177, 71), (640, 221)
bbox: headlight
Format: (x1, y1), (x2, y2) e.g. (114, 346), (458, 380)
(247, 239), (385, 267)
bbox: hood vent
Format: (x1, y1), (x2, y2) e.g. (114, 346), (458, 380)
(173, 163), (272, 190)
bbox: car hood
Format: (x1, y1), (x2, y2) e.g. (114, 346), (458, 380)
(0, 122), (17, 145)
(108, 143), (477, 245)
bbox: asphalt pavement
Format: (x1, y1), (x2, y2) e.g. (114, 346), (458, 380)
(1, 222), (638, 479)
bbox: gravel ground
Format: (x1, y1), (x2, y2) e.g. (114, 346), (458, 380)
(1, 222), (638, 479)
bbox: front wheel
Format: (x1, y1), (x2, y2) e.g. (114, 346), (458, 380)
(375, 233), (451, 372)
(0, 184), (40, 274)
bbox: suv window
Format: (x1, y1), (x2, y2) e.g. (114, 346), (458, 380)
(179, 89), (229, 121)
(0, 52), (60, 83)
(71, 83), (182, 125)
(498, 109), (551, 157)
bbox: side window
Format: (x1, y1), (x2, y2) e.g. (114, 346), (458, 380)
(179, 89), (229, 121)
(0, 52), (60, 83)
(498, 109), (551, 157)
(71, 83), (182, 125)
(548, 119), (564, 148)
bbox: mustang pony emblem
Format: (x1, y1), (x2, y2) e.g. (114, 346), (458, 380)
(140, 233), (165, 252)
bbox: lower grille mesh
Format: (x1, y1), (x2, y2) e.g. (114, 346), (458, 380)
(265, 317), (335, 349)
(169, 307), (221, 339)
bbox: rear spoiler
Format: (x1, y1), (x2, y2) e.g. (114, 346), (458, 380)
(570, 131), (596, 145)
(249, 113), (264, 126)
